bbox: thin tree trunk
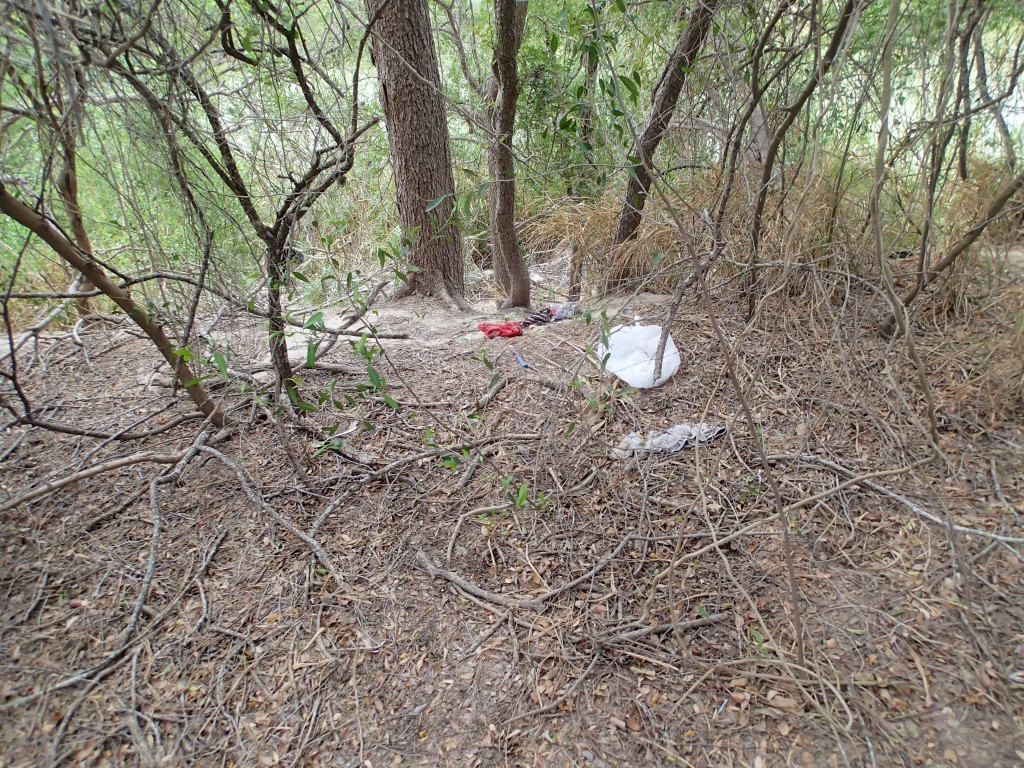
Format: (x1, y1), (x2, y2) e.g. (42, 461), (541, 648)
(973, 28), (1016, 172)
(878, 167), (1024, 337)
(608, 0), (722, 290)
(53, 66), (96, 317)
(0, 182), (226, 427)
(366, 0), (466, 308)
(568, 36), (600, 301)
(488, 0), (529, 309)
(744, 0), (860, 318)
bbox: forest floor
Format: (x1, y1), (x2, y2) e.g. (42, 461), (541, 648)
(1, 258), (1023, 767)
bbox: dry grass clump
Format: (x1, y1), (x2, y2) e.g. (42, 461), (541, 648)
(520, 184), (724, 295)
(926, 280), (1024, 423)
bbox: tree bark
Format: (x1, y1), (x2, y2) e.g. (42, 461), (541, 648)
(608, 0), (722, 290)
(366, 0), (466, 307)
(488, 0), (530, 309)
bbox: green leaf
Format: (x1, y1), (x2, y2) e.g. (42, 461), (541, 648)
(303, 311), (324, 329)
(618, 74), (639, 100)
(381, 393), (399, 409)
(367, 364), (383, 389)
(516, 484), (528, 506)
(306, 339), (318, 368)
(425, 196), (447, 213)
(212, 351), (228, 377)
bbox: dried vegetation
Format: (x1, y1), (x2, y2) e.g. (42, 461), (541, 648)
(2, 225), (1023, 766)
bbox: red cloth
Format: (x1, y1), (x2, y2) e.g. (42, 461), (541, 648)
(478, 321), (522, 339)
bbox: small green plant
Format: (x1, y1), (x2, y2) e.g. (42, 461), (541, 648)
(437, 452), (463, 472)
(477, 507), (511, 525)
(747, 627), (768, 656)
(501, 476), (531, 509)
(475, 349), (495, 370)
(376, 227), (421, 285)
(500, 476), (552, 510)
(349, 333), (398, 409)
(739, 473), (766, 501)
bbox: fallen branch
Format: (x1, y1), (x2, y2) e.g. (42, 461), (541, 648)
(197, 446), (345, 589)
(423, 529), (644, 612)
(763, 454), (1024, 544)
(475, 376), (507, 410)
(12, 411), (204, 441)
(503, 653), (601, 724)
(594, 612), (729, 643)
(0, 450), (186, 514)
(0, 433), (221, 713)
(416, 550), (540, 610)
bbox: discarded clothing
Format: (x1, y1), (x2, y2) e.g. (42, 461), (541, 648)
(478, 321), (522, 338)
(520, 308), (553, 327)
(551, 302), (580, 321)
(612, 422), (727, 459)
(521, 303), (580, 327)
(598, 322), (680, 388)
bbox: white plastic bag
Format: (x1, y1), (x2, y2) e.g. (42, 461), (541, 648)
(596, 321), (680, 388)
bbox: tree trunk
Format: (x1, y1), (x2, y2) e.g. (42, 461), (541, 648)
(54, 65), (96, 317)
(366, 0), (466, 307)
(488, 0), (530, 309)
(608, 0), (722, 290)
(0, 182), (226, 428)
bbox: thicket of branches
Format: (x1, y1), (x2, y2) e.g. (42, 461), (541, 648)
(2, 3), (1023, 763)
(2, 0), (1021, 428)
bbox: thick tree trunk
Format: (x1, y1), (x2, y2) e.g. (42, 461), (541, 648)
(488, 0), (530, 309)
(366, 0), (466, 307)
(608, 0), (722, 290)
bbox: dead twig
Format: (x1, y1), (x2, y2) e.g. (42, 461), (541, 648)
(503, 652), (602, 724)
(416, 550), (539, 609)
(764, 453), (1024, 544)
(475, 376), (507, 410)
(447, 504), (510, 563)
(197, 446), (345, 589)
(594, 611), (729, 643)
(0, 450), (187, 514)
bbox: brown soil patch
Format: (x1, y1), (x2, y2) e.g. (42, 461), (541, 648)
(1, 279), (1023, 767)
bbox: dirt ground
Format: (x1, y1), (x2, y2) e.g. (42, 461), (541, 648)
(1, 264), (1023, 767)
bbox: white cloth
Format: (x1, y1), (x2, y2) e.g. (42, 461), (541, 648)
(596, 322), (680, 388)
(612, 422), (727, 459)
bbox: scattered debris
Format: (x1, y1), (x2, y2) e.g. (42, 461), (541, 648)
(509, 346), (529, 368)
(611, 422), (728, 458)
(597, 320), (681, 388)
(478, 321), (522, 338)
